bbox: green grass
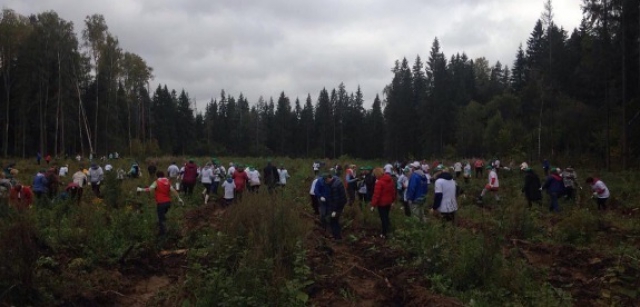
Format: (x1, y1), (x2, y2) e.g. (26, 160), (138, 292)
(0, 157), (639, 306)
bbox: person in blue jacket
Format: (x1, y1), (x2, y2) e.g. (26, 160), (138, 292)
(314, 174), (331, 230)
(32, 169), (49, 199)
(541, 167), (565, 212)
(406, 161), (429, 222)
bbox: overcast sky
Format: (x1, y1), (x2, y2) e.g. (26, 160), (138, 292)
(7, 0), (583, 109)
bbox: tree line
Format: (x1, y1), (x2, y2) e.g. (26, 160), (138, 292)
(1, 1), (638, 168)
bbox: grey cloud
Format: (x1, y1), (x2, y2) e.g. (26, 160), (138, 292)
(6, 0), (583, 109)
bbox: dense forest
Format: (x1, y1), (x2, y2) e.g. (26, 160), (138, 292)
(0, 1), (638, 169)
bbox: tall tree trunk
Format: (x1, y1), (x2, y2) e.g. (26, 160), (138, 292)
(94, 64), (99, 155)
(55, 51), (61, 157)
(622, 6), (627, 169)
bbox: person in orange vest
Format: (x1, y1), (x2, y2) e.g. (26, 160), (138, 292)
(9, 184), (34, 211)
(137, 171), (184, 236)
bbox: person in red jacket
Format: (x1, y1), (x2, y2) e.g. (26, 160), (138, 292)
(370, 167), (396, 238)
(232, 164), (249, 201)
(9, 185), (34, 211)
(181, 159), (199, 195)
(137, 171), (184, 236)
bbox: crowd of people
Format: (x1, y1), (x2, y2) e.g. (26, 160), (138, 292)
(307, 158), (611, 240)
(0, 155), (612, 238)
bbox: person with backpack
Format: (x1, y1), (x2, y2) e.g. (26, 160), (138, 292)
(181, 159), (199, 195)
(406, 161), (429, 222)
(221, 176), (236, 207)
(137, 171), (184, 236)
(521, 166), (542, 208)
(541, 168), (565, 212)
(370, 168), (396, 238)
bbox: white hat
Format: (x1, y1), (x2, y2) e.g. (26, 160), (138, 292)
(411, 161), (420, 168)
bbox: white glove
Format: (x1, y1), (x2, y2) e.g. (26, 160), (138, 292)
(320, 197), (326, 202)
(178, 198), (184, 205)
(97, 181), (101, 185)
(331, 211), (336, 218)
(539, 188), (542, 191)
(370, 206), (375, 212)
(136, 187), (144, 192)
(592, 192), (598, 197)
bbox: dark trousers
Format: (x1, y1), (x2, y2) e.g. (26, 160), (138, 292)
(330, 211), (342, 240)
(310, 195), (319, 214)
(549, 193), (559, 212)
(212, 181), (220, 195)
(475, 167), (483, 178)
(441, 212), (456, 223)
(565, 187), (575, 200)
(347, 186), (356, 205)
(377, 206), (391, 236)
(91, 182), (101, 198)
(156, 202), (171, 235)
(182, 182), (195, 195)
(596, 197), (608, 210)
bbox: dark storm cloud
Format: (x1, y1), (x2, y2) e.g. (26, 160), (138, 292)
(6, 0), (583, 108)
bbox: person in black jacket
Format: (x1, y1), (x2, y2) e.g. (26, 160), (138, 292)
(521, 167), (542, 208)
(324, 173), (347, 240)
(263, 161), (279, 194)
(363, 166), (376, 203)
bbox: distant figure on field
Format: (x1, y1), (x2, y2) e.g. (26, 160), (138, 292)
(586, 177), (610, 210)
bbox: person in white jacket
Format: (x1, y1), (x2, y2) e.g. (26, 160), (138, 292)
(278, 165), (290, 187)
(477, 165), (499, 203)
(431, 166), (458, 222)
(88, 163), (104, 198)
(199, 163), (215, 204)
(248, 166), (261, 193)
(586, 177), (610, 210)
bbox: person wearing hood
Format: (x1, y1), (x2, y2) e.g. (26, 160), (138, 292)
(137, 171), (184, 236)
(586, 177), (610, 210)
(477, 164), (499, 203)
(541, 168), (565, 212)
(88, 163), (104, 198)
(199, 162), (215, 204)
(431, 166), (458, 222)
(370, 168), (396, 238)
(32, 169), (49, 199)
(221, 175), (236, 207)
(181, 159), (199, 195)
(521, 166), (542, 208)
(406, 161), (429, 222)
